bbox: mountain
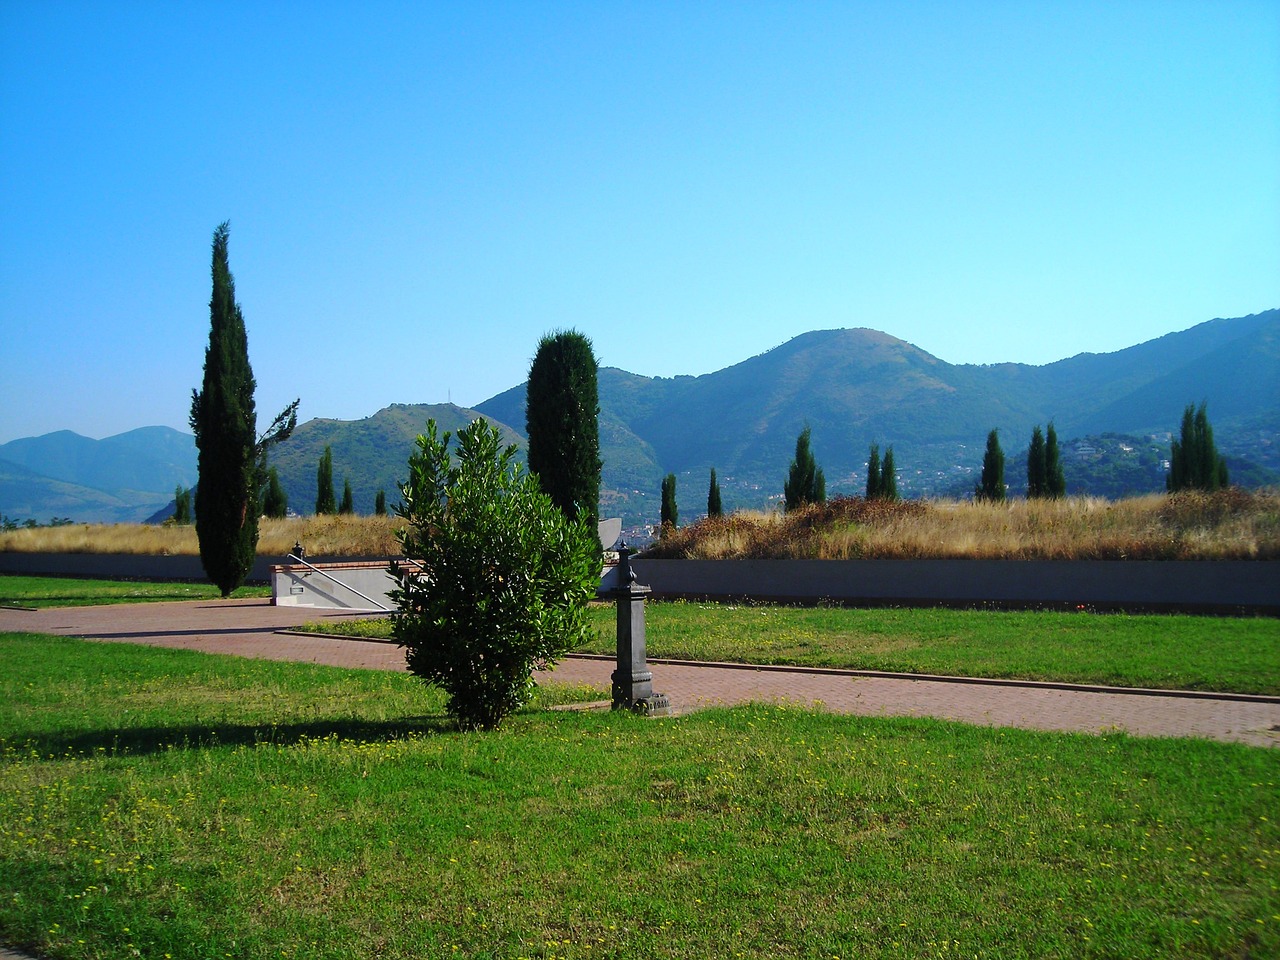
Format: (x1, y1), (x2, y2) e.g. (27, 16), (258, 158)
(478, 309), (1279, 518)
(0, 427), (195, 524)
(4, 310), (1277, 526)
(264, 403), (527, 517)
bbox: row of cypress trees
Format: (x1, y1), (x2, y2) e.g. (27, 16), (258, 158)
(977, 424), (1067, 502)
(190, 220), (1231, 587)
(674, 404), (1223, 527)
(314, 445), (387, 516)
(1168, 402), (1229, 492)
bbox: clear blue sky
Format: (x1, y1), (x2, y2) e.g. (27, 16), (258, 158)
(2, 1), (1277, 444)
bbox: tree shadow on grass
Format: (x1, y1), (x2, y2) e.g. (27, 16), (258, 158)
(4, 714), (458, 761)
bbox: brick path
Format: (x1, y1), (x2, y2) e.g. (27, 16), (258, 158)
(2, 598), (1278, 748)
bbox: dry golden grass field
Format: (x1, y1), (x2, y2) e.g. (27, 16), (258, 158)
(1, 489), (1276, 561)
(646, 488), (1280, 560)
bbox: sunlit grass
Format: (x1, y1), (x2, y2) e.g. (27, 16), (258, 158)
(0, 575), (270, 608)
(1, 632), (1276, 959)
(306, 602), (1280, 696)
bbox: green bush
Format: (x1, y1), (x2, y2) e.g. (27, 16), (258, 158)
(390, 418), (601, 730)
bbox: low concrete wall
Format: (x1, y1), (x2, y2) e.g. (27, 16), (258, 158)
(272, 560), (397, 612)
(629, 558), (1280, 614)
(5, 551), (1275, 613)
(0, 552), (352, 586)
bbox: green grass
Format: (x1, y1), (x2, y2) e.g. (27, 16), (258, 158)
(0, 575), (271, 608)
(305, 602), (1280, 696)
(2, 632), (1277, 960)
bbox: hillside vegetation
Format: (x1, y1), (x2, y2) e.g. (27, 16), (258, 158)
(2, 490), (1276, 561)
(644, 489), (1280, 561)
(3, 310), (1276, 526)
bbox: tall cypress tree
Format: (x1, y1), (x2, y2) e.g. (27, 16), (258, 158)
(316, 446), (337, 515)
(865, 444), (882, 500)
(976, 429), (1006, 502)
(1045, 422), (1066, 498)
(173, 486), (192, 524)
(1027, 425), (1047, 498)
(881, 446), (898, 501)
(189, 223), (278, 597)
(707, 467), (723, 518)
(784, 426), (825, 511)
(1168, 402), (1228, 492)
(375, 489), (387, 516)
(263, 467), (288, 519)
(526, 330), (602, 530)
(339, 478), (355, 515)
(660, 473), (678, 532)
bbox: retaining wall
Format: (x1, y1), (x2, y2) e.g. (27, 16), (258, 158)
(629, 558), (1280, 614)
(0, 552), (353, 586)
(272, 560), (398, 612)
(4, 552), (1276, 613)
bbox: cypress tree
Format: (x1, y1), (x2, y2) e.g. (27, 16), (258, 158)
(1168, 402), (1228, 492)
(784, 426), (825, 511)
(375, 489), (387, 516)
(865, 444), (881, 500)
(707, 467), (723, 518)
(1027, 425), (1047, 498)
(1046, 422), (1066, 499)
(173, 486), (192, 524)
(263, 468), (288, 519)
(339, 478), (354, 515)
(976, 429), (1006, 502)
(881, 446), (898, 501)
(316, 446), (337, 515)
(189, 223), (298, 596)
(660, 473), (678, 532)
(526, 330), (602, 530)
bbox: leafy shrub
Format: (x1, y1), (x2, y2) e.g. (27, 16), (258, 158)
(390, 418), (601, 730)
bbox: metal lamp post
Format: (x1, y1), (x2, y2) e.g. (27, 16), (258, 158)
(602, 543), (670, 715)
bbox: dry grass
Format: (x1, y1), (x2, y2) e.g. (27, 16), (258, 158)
(3, 490), (1277, 561)
(645, 489), (1280, 561)
(0, 514), (406, 557)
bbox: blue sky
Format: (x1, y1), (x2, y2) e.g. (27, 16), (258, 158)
(1, 1), (1277, 444)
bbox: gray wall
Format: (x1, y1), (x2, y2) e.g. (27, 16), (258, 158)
(630, 559), (1280, 614)
(3, 552), (1276, 613)
(273, 561), (398, 611)
(0, 552), (349, 585)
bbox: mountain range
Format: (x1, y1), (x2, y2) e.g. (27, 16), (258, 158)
(3, 310), (1277, 527)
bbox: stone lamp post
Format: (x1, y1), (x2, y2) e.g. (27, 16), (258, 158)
(600, 543), (670, 715)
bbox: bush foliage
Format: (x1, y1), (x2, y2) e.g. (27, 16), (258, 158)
(390, 418), (601, 730)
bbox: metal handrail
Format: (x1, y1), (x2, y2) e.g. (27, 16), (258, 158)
(286, 554), (394, 612)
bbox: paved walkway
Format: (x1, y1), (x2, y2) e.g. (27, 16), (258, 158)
(2, 598), (1278, 748)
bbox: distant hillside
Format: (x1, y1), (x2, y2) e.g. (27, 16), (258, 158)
(479, 310), (1279, 522)
(265, 403), (526, 517)
(3, 310), (1276, 526)
(0, 427), (194, 523)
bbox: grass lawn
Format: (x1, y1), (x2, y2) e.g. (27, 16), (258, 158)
(2, 632), (1277, 959)
(306, 602), (1280, 696)
(0, 575), (271, 608)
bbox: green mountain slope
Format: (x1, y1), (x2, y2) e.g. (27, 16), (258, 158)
(265, 403), (526, 516)
(0, 427), (196, 498)
(4, 310), (1275, 526)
